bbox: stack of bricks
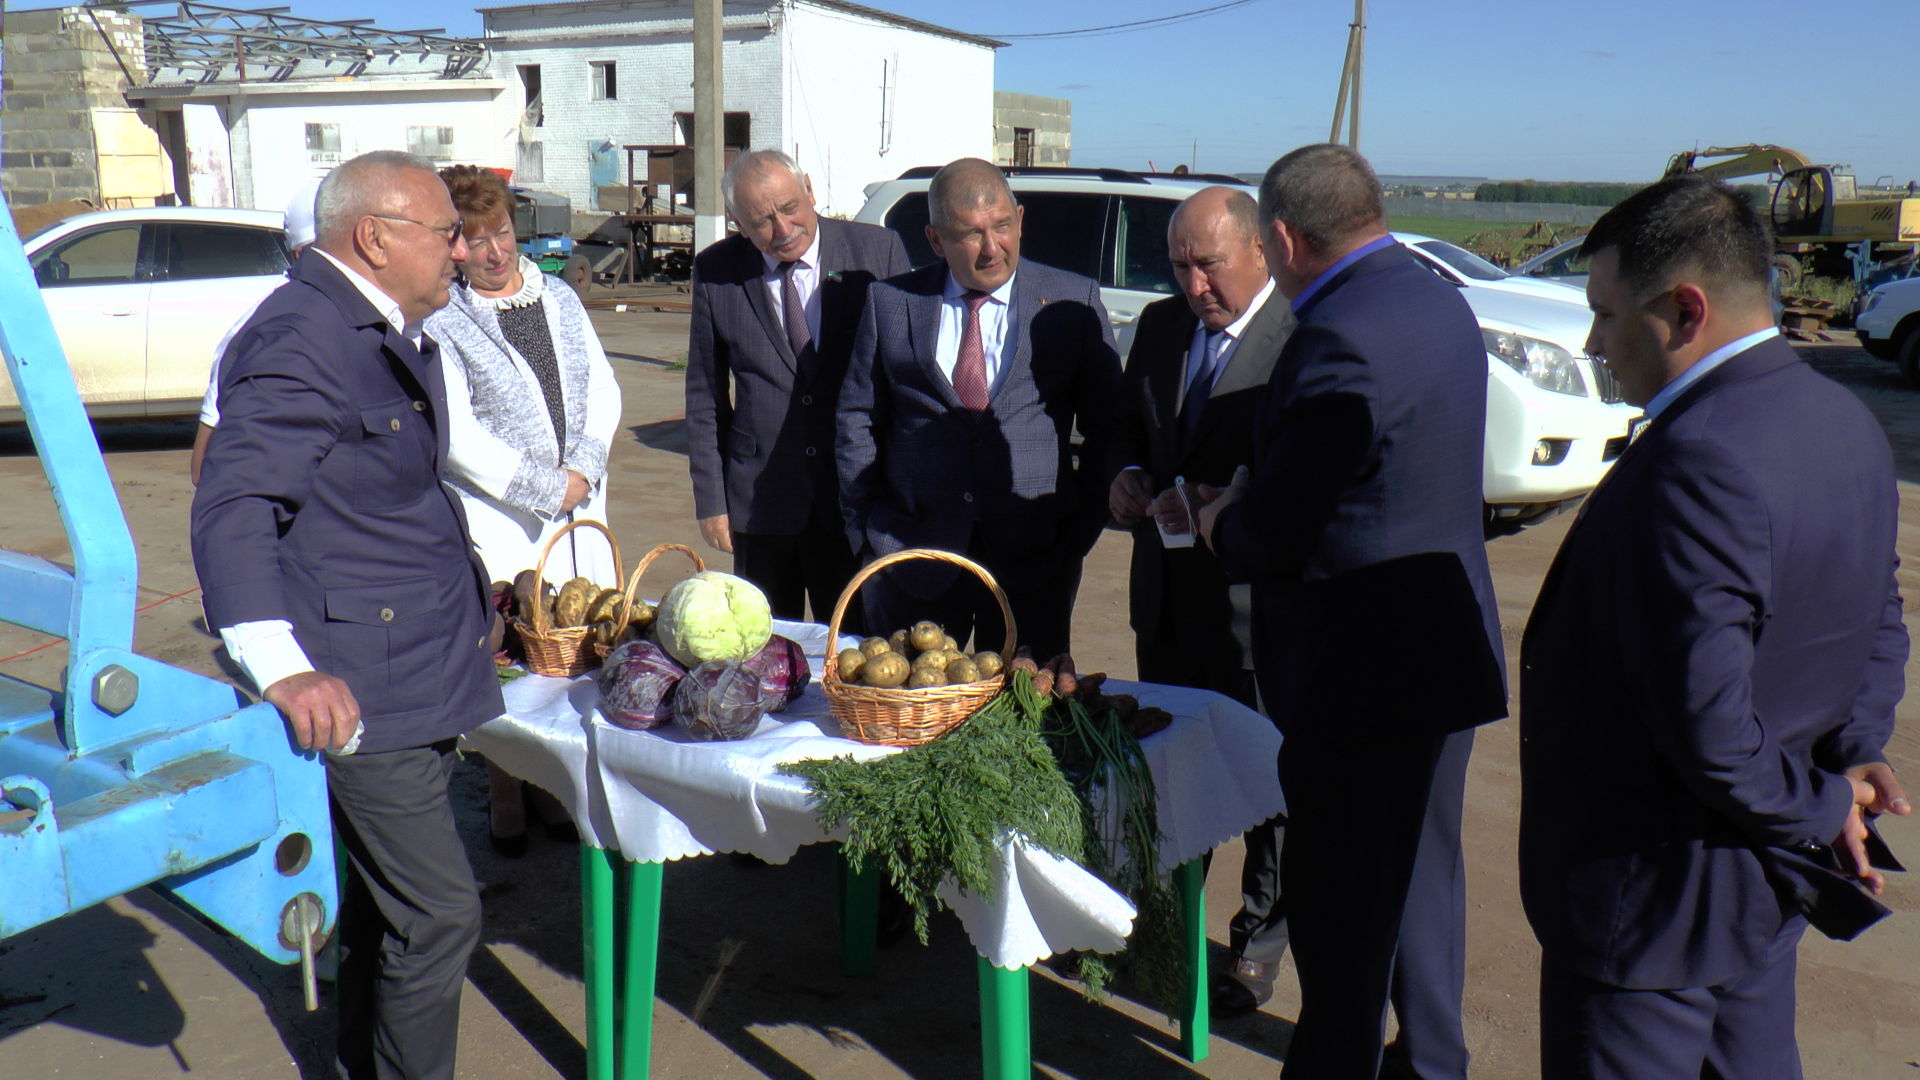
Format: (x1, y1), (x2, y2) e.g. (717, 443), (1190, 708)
(1, 7), (146, 208)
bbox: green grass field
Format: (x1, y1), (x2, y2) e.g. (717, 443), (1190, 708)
(1381, 215), (1491, 245)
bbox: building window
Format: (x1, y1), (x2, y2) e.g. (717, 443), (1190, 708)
(590, 60), (617, 102)
(518, 64), (543, 127)
(1012, 127), (1035, 168)
(408, 125), (455, 161)
(305, 122), (340, 158)
(673, 111), (751, 150)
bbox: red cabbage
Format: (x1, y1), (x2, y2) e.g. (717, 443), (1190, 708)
(740, 634), (810, 711)
(672, 660), (771, 741)
(598, 639), (687, 731)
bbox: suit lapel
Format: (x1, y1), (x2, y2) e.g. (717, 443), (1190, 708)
(997, 268), (1041, 407)
(1184, 293), (1290, 461)
(815, 220), (852, 363)
(738, 240), (798, 374)
(907, 270), (961, 409)
(1152, 308), (1198, 440)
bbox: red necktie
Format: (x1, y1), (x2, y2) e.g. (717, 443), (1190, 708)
(954, 290), (991, 411)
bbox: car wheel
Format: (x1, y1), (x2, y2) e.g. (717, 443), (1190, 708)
(1897, 325), (1920, 389)
(564, 254), (592, 298)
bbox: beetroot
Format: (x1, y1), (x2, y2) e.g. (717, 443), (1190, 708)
(597, 639), (687, 731)
(740, 634), (810, 711)
(672, 660), (771, 741)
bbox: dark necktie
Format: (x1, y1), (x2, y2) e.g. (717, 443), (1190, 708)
(1180, 330), (1226, 438)
(779, 260), (813, 368)
(954, 290), (992, 411)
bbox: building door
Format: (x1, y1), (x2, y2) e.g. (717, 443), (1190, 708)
(1013, 128), (1034, 168)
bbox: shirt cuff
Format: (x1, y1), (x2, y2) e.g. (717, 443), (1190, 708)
(218, 620), (315, 696)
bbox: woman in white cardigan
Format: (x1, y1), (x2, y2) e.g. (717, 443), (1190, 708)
(428, 165), (622, 853)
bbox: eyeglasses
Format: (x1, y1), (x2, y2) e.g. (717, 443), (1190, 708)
(370, 214), (462, 249)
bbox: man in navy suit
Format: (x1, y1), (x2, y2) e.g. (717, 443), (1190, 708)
(1520, 175), (1910, 1079)
(837, 158), (1119, 658)
(1198, 144), (1507, 1078)
(686, 150), (909, 624)
(193, 151), (503, 1080)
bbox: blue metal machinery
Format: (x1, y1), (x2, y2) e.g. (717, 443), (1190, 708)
(0, 192), (336, 1003)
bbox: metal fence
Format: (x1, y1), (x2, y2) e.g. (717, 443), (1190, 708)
(1384, 196), (1605, 225)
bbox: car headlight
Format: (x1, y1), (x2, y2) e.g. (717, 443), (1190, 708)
(1857, 290), (1881, 317)
(1483, 328), (1587, 397)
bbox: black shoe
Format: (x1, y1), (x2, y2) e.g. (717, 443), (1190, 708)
(1209, 957), (1275, 1017)
(489, 830), (528, 858)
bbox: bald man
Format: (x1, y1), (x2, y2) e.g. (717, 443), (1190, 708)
(837, 158), (1120, 658)
(1108, 186), (1295, 1015)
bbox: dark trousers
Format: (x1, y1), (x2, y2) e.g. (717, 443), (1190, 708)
(860, 542), (1082, 660)
(1540, 921), (1804, 1080)
(733, 505), (860, 631)
(1140, 646), (1289, 968)
(327, 740), (482, 1080)
(1389, 729), (1474, 1078)
(1277, 726), (1473, 1079)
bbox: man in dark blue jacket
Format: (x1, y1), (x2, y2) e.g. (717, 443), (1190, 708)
(1199, 144), (1506, 1078)
(837, 158), (1119, 658)
(192, 150), (503, 1080)
(1520, 175), (1910, 1078)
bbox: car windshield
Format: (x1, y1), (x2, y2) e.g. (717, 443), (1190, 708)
(1415, 240), (1508, 281)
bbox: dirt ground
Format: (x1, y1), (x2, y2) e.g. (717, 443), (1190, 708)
(0, 308), (1916, 1079)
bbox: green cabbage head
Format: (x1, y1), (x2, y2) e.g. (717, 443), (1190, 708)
(654, 571), (773, 667)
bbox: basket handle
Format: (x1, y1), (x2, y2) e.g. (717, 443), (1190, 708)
(526, 518), (623, 634)
(613, 542), (705, 627)
(824, 548), (1017, 669)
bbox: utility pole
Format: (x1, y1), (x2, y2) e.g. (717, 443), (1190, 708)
(692, 0), (724, 252)
(1328, 0), (1365, 149)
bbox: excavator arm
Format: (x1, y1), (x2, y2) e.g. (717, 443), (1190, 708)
(1663, 144), (1815, 183)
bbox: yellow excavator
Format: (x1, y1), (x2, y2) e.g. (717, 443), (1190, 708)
(1663, 144), (1920, 282)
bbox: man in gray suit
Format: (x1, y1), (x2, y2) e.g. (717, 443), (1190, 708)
(1108, 186), (1294, 1017)
(686, 150), (909, 623)
(837, 158), (1120, 658)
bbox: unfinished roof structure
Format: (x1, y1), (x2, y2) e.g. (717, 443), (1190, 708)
(109, 1), (487, 84)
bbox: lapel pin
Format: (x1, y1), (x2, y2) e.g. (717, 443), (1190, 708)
(825, 270), (844, 283)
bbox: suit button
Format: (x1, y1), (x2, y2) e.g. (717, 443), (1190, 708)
(805, 446), (817, 457)
(379, 607), (395, 623)
(963, 492), (974, 503)
(478, 636), (486, 649)
(389, 418), (402, 432)
(801, 394), (813, 406)
(413, 400), (427, 412)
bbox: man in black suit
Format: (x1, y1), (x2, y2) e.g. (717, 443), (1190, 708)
(837, 158), (1119, 658)
(1108, 185), (1294, 1017)
(687, 149), (909, 623)
(193, 151), (504, 1079)
(1520, 175), (1910, 1079)
(1198, 145), (1507, 1079)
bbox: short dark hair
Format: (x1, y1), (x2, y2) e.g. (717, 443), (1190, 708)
(1256, 143), (1385, 253)
(1580, 175), (1773, 302)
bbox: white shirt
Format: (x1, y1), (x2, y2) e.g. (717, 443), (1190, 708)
(218, 249), (420, 737)
(935, 270), (1016, 393)
(759, 226), (823, 346)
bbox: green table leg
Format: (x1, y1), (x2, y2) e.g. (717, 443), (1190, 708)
(833, 844), (879, 977)
(977, 957), (1031, 1080)
(581, 844), (617, 1080)
(1176, 858), (1210, 1062)
(618, 860), (662, 1079)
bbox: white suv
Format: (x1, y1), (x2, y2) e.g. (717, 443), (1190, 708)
(1855, 275), (1920, 385)
(854, 168), (1640, 532)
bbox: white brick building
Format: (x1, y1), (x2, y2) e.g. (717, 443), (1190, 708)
(481, 0), (1003, 217)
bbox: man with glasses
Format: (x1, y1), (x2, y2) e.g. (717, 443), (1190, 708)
(192, 150), (501, 1080)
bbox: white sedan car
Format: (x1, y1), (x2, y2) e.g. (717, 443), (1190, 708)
(19, 207), (289, 420)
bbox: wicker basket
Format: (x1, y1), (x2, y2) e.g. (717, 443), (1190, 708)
(514, 519), (622, 678)
(822, 548), (1016, 747)
(595, 542), (707, 660)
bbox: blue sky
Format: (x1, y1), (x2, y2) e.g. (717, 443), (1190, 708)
(25, 0), (1920, 183)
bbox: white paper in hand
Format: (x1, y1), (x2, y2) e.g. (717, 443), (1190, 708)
(1158, 475), (1197, 548)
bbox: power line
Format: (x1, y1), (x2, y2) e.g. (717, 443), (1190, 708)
(985, 0), (1259, 40)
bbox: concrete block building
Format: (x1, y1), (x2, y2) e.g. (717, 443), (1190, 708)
(482, 0), (1003, 216)
(993, 91), (1070, 168)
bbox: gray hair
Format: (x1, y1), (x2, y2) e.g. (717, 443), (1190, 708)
(1257, 143), (1386, 254)
(928, 157), (1016, 230)
(721, 149), (807, 219)
(314, 150), (440, 243)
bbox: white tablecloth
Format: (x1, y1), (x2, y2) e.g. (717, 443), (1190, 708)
(463, 619), (1285, 968)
